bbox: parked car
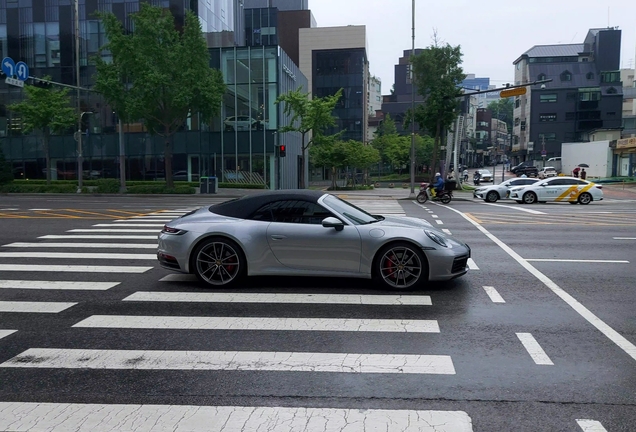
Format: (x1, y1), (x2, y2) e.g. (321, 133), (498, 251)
(476, 169), (493, 182)
(224, 116), (263, 131)
(538, 166), (558, 179)
(173, 171), (200, 182)
(158, 190), (471, 289)
(508, 177), (603, 205)
(510, 162), (538, 177)
(473, 178), (539, 202)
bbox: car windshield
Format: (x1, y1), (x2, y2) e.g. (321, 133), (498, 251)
(323, 195), (380, 225)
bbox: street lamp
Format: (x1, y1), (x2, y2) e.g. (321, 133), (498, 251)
(76, 111), (93, 193)
(409, 0), (416, 199)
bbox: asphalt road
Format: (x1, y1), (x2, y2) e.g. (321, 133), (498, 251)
(0, 193), (634, 431)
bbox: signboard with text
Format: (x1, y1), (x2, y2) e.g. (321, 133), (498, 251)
(500, 87), (527, 98)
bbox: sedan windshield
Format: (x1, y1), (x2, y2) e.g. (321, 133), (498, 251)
(322, 195), (379, 225)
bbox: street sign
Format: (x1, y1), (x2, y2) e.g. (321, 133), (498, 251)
(541, 149), (547, 157)
(15, 61), (29, 81)
(2, 57), (15, 77)
(5, 77), (24, 88)
(500, 87), (527, 98)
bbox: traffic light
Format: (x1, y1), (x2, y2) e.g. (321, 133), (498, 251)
(278, 144), (286, 158)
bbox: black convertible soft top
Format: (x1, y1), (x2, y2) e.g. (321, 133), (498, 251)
(208, 190), (327, 219)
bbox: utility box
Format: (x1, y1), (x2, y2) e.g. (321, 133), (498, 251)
(199, 176), (218, 194)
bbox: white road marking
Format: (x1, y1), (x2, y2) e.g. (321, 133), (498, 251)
(483, 202), (547, 215)
(0, 403), (474, 432)
(0, 208), (19, 211)
(114, 219), (172, 223)
(483, 286), (505, 303)
(92, 223), (165, 227)
(576, 419), (608, 431)
(467, 258), (479, 270)
(67, 229), (160, 233)
(129, 215), (181, 219)
(441, 204), (636, 363)
(516, 333), (554, 365)
(124, 291), (433, 306)
(74, 315), (440, 333)
(435, 220), (444, 225)
(442, 228), (452, 235)
(0, 265), (151, 273)
(159, 274), (197, 282)
(613, 237), (636, 240)
(432, 215), (439, 218)
(526, 259), (629, 264)
(28, 208), (51, 211)
(0, 252), (156, 260)
(0, 301), (77, 313)
(0, 280), (119, 290)
(39, 235), (157, 240)
(3, 242), (157, 249)
(0, 330), (17, 340)
(2, 348), (457, 374)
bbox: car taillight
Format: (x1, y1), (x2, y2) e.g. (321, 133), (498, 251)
(162, 225), (186, 235)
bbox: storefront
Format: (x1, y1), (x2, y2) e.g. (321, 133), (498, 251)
(613, 137), (636, 177)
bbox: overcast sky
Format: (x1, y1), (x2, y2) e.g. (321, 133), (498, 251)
(308, 0), (636, 93)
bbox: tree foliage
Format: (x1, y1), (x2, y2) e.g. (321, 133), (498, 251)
(310, 139), (380, 189)
(411, 41), (465, 175)
(8, 80), (75, 184)
(487, 98), (513, 130)
(374, 113), (398, 138)
(276, 87), (342, 188)
(95, 3), (226, 187)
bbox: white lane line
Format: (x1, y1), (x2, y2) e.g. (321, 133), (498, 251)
(0, 280), (119, 290)
(441, 204), (636, 363)
(0, 301), (77, 313)
(67, 229), (160, 233)
(159, 274), (197, 282)
(29, 208), (51, 211)
(0, 403), (474, 432)
(39, 235), (158, 240)
(613, 237), (636, 240)
(124, 291), (433, 306)
(114, 219), (172, 223)
(0, 330), (17, 340)
(432, 215), (439, 218)
(0, 252), (156, 260)
(576, 419), (608, 431)
(435, 220), (444, 225)
(467, 258), (479, 270)
(3, 242), (157, 249)
(483, 202), (547, 215)
(2, 348), (456, 374)
(0, 208), (19, 211)
(92, 223), (165, 227)
(74, 315), (440, 333)
(482, 286), (505, 303)
(516, 333), (554, 365)
(442, 229), (452, 235)
(131, 216), (180, 219)
(526, 259), (629, 264)
(0, 265), (151, 273)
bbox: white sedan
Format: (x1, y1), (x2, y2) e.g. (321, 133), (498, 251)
(476, 169), (493, 182)
(509, 177), (603, 205)
(473, 178), (539, 202)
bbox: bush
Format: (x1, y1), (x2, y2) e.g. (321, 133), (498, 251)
(95, 178), (121, 193)
(218, 183), (266, 189)
(126, 185), (195, 194)
(0, 183), (79, 193)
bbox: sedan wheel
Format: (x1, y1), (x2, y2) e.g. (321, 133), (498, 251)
(374, 242), (427, 290)
(578, 192), (592, 205)
(485, 191), (499, 203)
(522, 191), (537, 204)
(192, 237), (245, 287)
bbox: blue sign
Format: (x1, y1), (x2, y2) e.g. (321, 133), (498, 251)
(2, 57), (15, 77)
(16, 61), (29, 81)
(541, 149), (547, 156)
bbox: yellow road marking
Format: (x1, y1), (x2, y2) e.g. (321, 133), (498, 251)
(34, 211), (82, 218)
(464, 213), (483, 224)
(0, 212), (29, 218)
(64, 209), (122, 218)
(106, 209), (148, 216)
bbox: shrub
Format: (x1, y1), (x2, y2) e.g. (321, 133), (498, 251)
(95, 178), (121, 193)
(0, 183), (78, 193)
(218, 183), (267, 189)
(126, 185), (195, 194)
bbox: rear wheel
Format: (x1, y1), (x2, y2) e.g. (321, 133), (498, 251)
(374, 242), (427, 290)
(416, 192), (428, 203)
(522, 191), (537, 204)
(191, 237), (246, 287)
(485, 191), (499, 203)
(515, 200), (523, 204)
(578, 192), (592, 205)
(440, 193), (452, 204)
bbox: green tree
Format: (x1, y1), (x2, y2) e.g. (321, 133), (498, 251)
(310, 138), (349, 189)
(411, 41), (465, 176)
(0, 144), (13, 185)
(346, 140), (381, 186)
(95, 3), (226, 188)
(276, 87), (343, 188)
(373, 113), (398, 138)
(487, 98), (513, 131)
(8, 81), (75, 184)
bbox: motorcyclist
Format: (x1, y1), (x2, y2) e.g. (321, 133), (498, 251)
(473, 170), (481, 185)
(432, 172), (444, 197)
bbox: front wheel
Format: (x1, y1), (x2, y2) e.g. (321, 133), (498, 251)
(578, 192), (592, 205)
(522, 191), (537, 204)
(416, 192), (428, 203)
(373, 242), (427, 290)
(569, 201), (578, 205)
(485, 191), (499, 203)
(439, 193), (452, 204)
(191, 237), (246, 287)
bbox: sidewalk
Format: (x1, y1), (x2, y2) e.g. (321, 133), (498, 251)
(599, 182), (636, 200)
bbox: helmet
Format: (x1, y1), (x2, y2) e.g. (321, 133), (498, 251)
(435, 172), (441, 177)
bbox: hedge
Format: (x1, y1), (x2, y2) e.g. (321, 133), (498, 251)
(0, 183), (82, 193)
(125, 185), (195, 194)
(218, 183), (266, 189)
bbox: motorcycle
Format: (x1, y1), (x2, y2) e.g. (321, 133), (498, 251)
(416, 182), (452, 204)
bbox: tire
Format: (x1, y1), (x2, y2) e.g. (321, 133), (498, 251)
(515, 200), (523, 204)
(439, 193), (452, 204)
(578, 192), (592, 205)
(569, 201), (578, 205)
(373, 242), (428, 290)
(191, 236), (246, 287)
(416, 192), (428, 204)
(485, 191), (499, 203)
(522, 191), (537, 204)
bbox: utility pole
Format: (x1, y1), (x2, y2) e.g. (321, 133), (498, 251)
(409, 0), (416, 199)
(74, 0), (82, 193)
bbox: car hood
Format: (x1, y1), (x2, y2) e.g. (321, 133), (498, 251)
(375, 215), (433, 229)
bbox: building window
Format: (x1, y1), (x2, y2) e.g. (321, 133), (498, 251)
(515, 99), (520, 108)
(539, 113), (557, 122)
(606, 87), (618, 94)
(565, 112), (576, 120)
(607, 112), (616, 116)
(579, 88), (601, 101)
(623, 118), (636, 129)
(586, 72), (594, 80)
(514, 117), (520, 126)
(516, 63), (520, 70)
(600, 71), (620, 83)
(561, 71), (572, 81)
(538, 73), (546, 81)
(539, 133), (557, 141)
(520, 120), (526, 131)
(540, 94), (557, 103)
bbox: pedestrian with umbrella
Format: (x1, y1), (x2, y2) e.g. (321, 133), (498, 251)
(578, 163), (589, 180)
(573, 167), (580, 178)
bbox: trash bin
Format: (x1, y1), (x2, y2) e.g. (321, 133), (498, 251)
(199, 176), (218, 194)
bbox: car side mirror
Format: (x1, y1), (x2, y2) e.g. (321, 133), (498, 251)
(322, 217), (344, 231)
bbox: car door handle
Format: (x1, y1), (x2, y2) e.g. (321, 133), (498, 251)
(271, 235), (286, 240)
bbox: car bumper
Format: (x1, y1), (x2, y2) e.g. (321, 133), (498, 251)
(427, 242), (471, 281)
(158, 231), (198, 273)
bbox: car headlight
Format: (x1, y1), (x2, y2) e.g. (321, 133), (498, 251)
(425, 230), (448, 248)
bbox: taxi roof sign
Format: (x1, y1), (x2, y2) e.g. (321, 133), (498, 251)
(500, 87), (527, 98)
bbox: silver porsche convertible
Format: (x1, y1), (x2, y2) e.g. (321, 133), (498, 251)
(157, 190), (471, 290)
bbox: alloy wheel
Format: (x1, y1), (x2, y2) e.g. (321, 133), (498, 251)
(379, 246), (423, 289)
(523, 192), (537, 204)
(578, 192), (592, 205)
(196, 241), (241, 286)
(486, 191), (499, 202)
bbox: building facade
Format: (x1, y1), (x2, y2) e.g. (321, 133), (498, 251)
(511, 28), (623, 164)
(621, 68), (636, 137)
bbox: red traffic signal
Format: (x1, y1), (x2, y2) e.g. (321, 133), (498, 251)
(278, 144), (286, 157)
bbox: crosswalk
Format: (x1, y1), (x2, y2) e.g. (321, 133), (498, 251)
(0, 203), (609, 431)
